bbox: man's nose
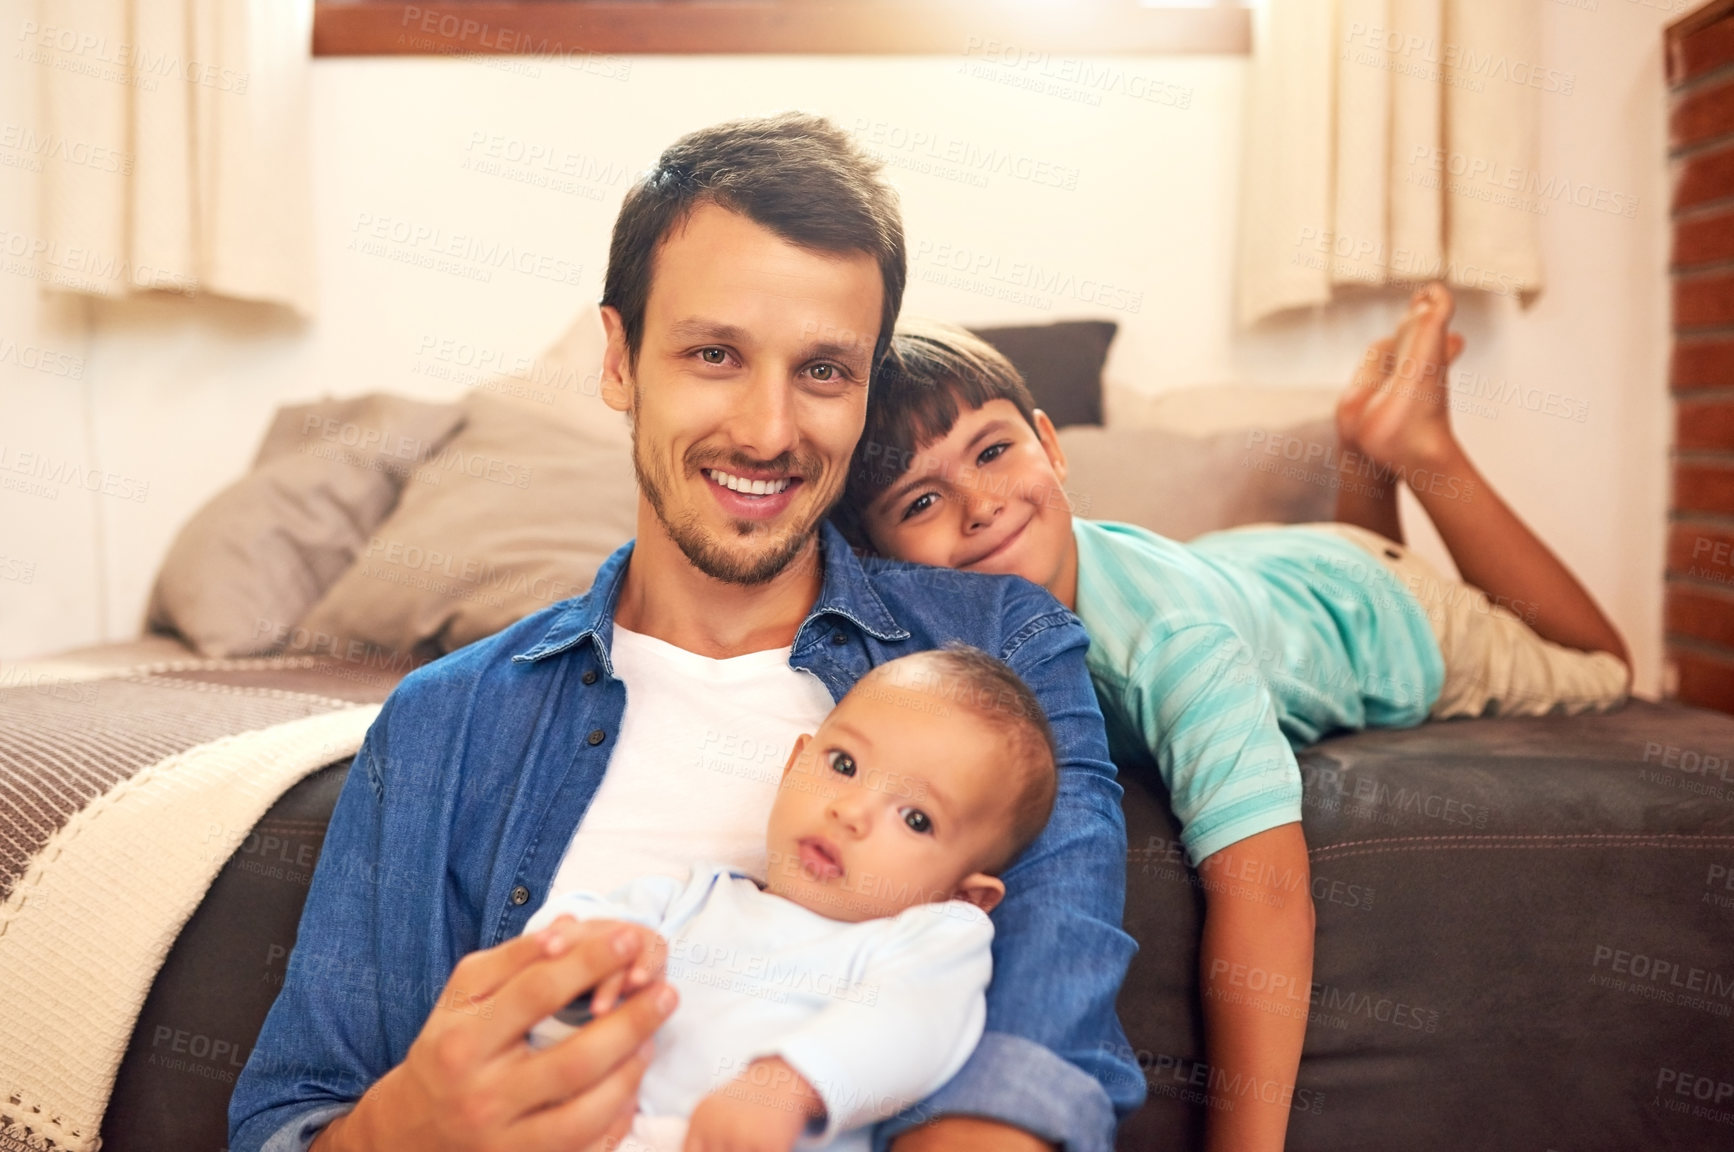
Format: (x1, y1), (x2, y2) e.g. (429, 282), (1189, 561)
(729, 366), (800, 463)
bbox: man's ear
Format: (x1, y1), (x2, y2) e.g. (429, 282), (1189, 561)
(599, 305), (635, 416)
(953, 872), (1006, 916)
(1031, 409), (1068, 487)
(782, 733), (813, 779)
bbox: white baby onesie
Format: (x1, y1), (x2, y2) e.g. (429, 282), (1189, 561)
(524, 862), (995, 1152)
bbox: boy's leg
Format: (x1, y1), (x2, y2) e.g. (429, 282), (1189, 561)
(1333, 338), (1405, 544)
(1333, 313), (1466, 545)
(1305, 520), (1630, 717)
(1336, 283), (1631, 681)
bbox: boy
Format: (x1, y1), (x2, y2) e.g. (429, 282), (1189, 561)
(524, 644), (1058, 1152)
(829, 284), (1628, 1151)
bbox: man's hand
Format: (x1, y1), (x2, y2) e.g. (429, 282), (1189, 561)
(311, 917), (678, 1152)
(588, 919), (669, 1015)
(684, 1057), (822, 1152)
(888, 1118), (1057, 1151)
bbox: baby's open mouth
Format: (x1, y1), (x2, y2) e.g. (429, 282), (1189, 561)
(798, 836), (844, 881)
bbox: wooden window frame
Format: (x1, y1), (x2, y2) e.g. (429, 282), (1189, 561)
(313, 1), (1252, 58)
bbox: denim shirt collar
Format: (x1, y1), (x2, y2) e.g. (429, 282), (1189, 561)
(510, 519), (910, 674)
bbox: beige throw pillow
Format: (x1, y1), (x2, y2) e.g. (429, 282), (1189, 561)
(146, 394), (467, 657)
(1055, 416), (1343, 541)
(297, 392), (640, 659)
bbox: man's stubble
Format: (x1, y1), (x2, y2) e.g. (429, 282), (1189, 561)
(629, 380), (830, 587)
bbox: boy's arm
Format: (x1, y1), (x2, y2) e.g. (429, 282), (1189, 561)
(1118, 626), (1316, 1152)
(879, 603), (1145, 1152)
(1197, 823), (1315, 1152)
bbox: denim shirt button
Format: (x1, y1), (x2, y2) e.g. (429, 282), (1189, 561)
(830, 631), (848, 646)
(509, 885), (530, 907)
(582, 669), (598, 686)
(587, 728), (606, 746)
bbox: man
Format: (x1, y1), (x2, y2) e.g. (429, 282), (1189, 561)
(230, 113), (1144, 1152)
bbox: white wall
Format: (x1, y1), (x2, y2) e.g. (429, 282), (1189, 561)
(0, 0), (1677, 695)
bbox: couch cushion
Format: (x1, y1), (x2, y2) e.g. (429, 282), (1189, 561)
(296, 392), (638, 660)
(145, 395), (466, 657)
(1055, 416), (1340, 539)
(969, 319), (1116, 428)
(1116, 699), (1734, 1150)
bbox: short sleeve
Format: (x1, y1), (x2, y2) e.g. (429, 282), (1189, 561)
(1118, 624), (1303, 864)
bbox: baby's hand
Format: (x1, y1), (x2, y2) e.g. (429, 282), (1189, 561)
(580, 918), (668, 1015)
(683, 1058), (823, 1152)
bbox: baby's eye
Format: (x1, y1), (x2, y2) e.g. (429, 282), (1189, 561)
(901, 808), (932, 834)
(828, 750), (857, 777)
(901, 492), (936, 521)
(978, 442), (1010, 465)
(698, 347), (727, 365)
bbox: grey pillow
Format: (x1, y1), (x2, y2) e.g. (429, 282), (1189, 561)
(1055, 416), (1341, 540)
(297, 393), (639, 659)
(146, 395), (466, 657)
(968, 320), (1117, 428)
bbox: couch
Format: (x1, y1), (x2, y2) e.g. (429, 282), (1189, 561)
(4, 311), (1729, 1151)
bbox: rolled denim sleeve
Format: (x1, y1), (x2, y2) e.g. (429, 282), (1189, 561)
(228, 707), (397, 1152)
(874, 602), (1145, 1152)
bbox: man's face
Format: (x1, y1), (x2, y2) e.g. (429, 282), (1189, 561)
(600, 203), (884, 585)
(762, 666), (1010, 922)
(862, 398), (1074, 594)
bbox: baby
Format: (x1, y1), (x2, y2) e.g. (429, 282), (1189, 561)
(523, 643), (1058, 1152)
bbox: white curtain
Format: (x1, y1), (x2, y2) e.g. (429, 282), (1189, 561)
(32, 0), (316, 314)
(1236, 0), (1544, 327)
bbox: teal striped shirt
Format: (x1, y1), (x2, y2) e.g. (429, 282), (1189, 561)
(1072, 519), (1445, 863)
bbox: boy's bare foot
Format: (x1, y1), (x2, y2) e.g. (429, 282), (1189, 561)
(1339, 282), (1465, 472)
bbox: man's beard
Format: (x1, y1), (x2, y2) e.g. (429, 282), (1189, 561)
(632, 425), (825, 587)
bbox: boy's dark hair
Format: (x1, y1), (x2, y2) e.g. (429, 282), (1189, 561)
(866, 641), (1059, 876)
(600, 112), (906, 370)
(832, 320), (1040, 552)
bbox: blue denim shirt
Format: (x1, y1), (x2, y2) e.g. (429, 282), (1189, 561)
(229, 520), (1145, 1152)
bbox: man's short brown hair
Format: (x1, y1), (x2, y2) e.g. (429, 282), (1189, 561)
(601, 112), (906, 369)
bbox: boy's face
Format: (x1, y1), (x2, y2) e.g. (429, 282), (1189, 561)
(599, 202), (883, 584)
(763, 666), (1010, 922)
(861, 398), (1074, 597)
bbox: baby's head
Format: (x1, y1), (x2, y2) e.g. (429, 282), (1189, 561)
(763, 643), (1057, 922)
(830, 320), (1077, 599)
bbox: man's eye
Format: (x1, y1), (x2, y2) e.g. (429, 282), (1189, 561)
(810, 363), (838, 382)
(699, 347), (727, 365)
(978, 442), (1010, 466)
(828, 750), (856, 777)
(901, 808), (932, 834)
(901, 492), (936, 521)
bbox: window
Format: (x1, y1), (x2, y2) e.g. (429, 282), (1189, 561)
(313, 0), (1252, 57)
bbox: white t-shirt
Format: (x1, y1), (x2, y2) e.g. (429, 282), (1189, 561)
(546, 623), (837, 904)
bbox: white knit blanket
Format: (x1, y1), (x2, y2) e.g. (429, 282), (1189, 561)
(0, 659), (379, 1152)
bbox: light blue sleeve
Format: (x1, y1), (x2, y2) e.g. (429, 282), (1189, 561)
(763, 902), (995, 1144)
(1121, 623), (1304, 865)
(523, 869), (692, 936)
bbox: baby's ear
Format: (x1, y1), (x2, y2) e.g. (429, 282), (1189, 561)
(954, 872), (1006, 916)
(781, 733), (812, 778)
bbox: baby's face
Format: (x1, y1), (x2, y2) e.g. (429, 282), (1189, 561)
(763, 666), (1011, 922)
